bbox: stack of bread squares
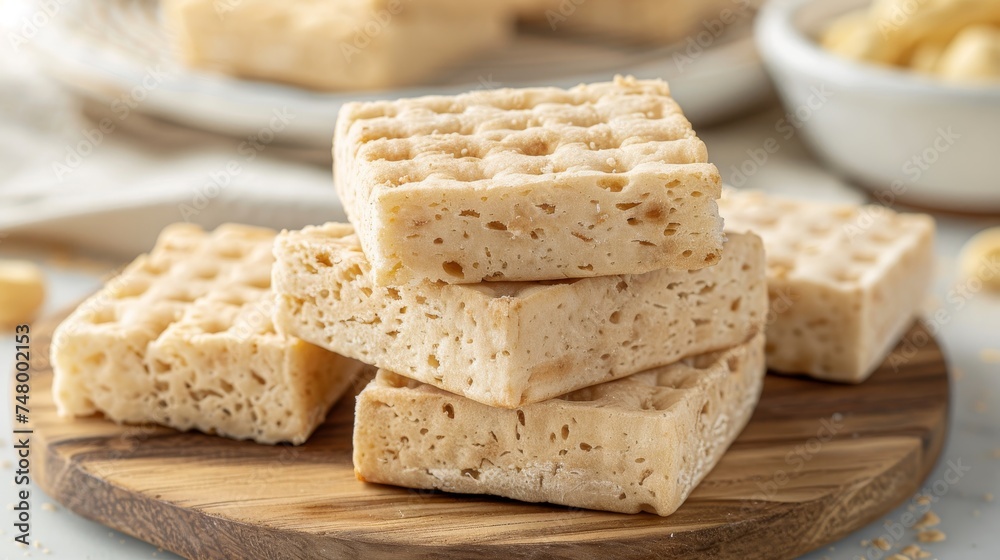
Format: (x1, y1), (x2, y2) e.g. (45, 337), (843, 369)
(271, 76), (771, 515)
(50, 74), (937, 518)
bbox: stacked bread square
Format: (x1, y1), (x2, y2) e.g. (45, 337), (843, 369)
(270, 76), (770, 515)
(52, 224), (365, 445)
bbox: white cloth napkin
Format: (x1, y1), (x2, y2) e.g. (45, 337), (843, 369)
(0, 30), (343, 257)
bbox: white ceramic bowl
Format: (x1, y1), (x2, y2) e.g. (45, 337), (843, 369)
(756, 0), (1000, 213)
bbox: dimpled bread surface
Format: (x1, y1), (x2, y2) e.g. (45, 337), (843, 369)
(334, 76), (724, 285)
(51, 224), (364, 445)
(719, 189), (936, 383)
(162, 0), (512, 91)
(353, 333), (766, 516)
(272, 223), (766, 408)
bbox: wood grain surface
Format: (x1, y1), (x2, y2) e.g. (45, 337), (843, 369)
(28, 311), (949, 560)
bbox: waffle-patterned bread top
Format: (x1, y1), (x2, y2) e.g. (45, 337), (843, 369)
(335, 76), (723, 285)
(720, 189), (934, 288)
(720, 189), (936, 382)
(52, 224), (362, 444)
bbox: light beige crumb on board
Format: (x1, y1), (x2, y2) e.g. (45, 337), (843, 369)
(889, 554), (909, 560)
(985, 493), (994, 502)
(981, 348), (1000, 364)
(873, 537), (892, 551)
(915, 510), (941, 528)
(917, 529), (946, 543)
(916, 495), (933, 506)
(41, 503), (56, 512)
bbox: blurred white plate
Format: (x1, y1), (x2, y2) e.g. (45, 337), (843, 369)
(25, 0), (772, 148)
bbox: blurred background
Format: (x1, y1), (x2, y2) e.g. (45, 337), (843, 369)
(1, 0), (999, 558)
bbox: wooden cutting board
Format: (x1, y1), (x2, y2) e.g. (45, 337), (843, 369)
(29, 312), (949, 560)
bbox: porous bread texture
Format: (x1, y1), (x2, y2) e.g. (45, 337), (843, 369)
(353, 333), (766, 516)
(334, 76), (724, 285)
(272, 223), (766, 408)
(161, 0), (511, 91)
(51, 224), (363, 445)
(719, 189), (936, 383)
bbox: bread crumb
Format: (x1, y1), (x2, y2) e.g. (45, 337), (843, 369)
(917, 529), (946, 543)
(889, 555), (909, 560)
(899, 544), (933, 559)
(915, 510), (940, 528)
(985, 493), (994, 502)
(40, 503), (57, 512)
(33, 540), (41, 548)
(974, 399), (989, 413)
(873, 537), (891, 551)
(981, 348), (1000, 364)
(916, 495), (932, 506)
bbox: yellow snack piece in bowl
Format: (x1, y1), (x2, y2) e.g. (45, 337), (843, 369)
(960, 227), (1000, 291)
(822, 0), (1000, 73)
(909, 39), (950, 73)
(935, 25), (1000, 82)
(870, 0), (1000, 64)
(821, 9), (882, 60)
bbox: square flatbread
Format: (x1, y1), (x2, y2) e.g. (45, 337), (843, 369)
(334, 76), (724, 285)
(162, 0), (511, 91)
(273, 223), (765, 408)
(52, 224), (363, 445)
(720, 189), (936, 383)
(354, 333), (766, 516)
